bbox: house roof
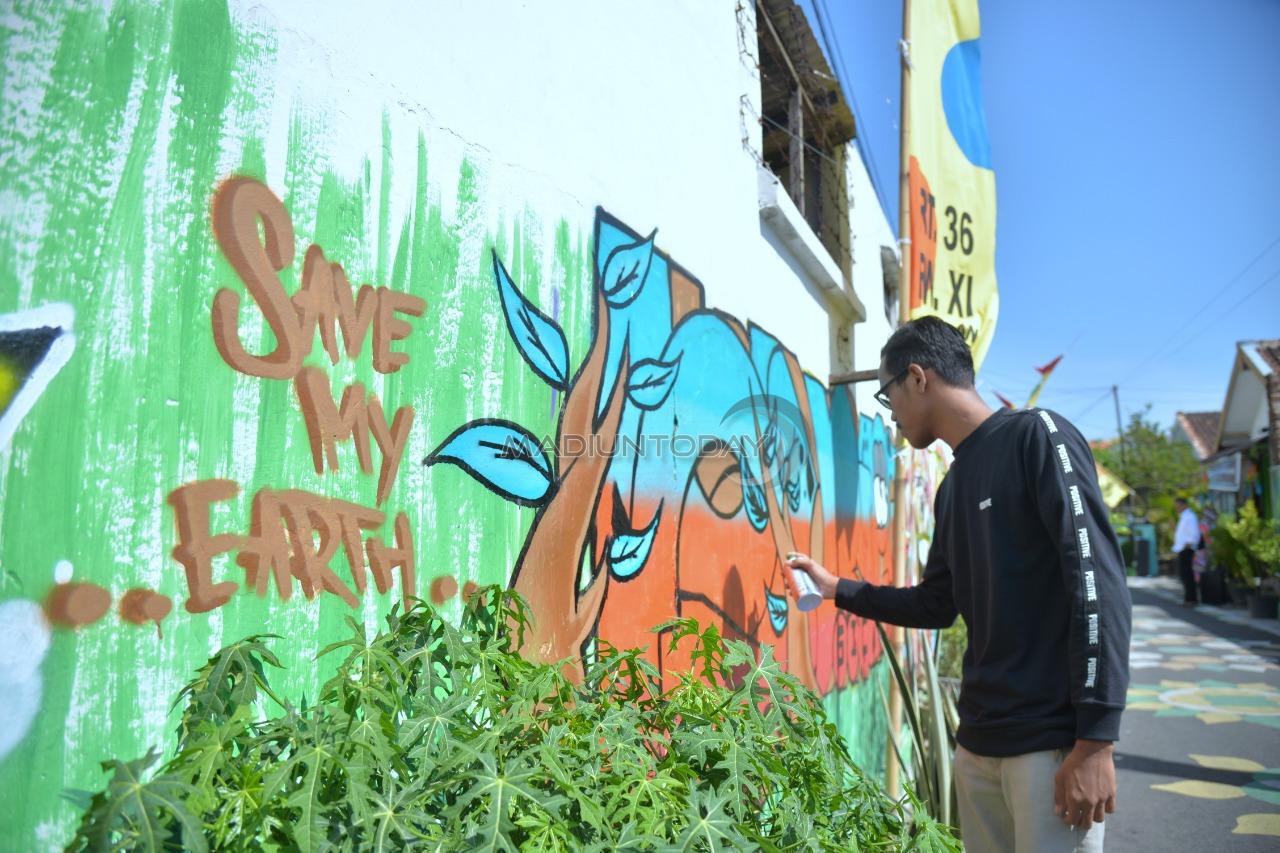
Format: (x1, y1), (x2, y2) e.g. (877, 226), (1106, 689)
(757, 0), (857, 161)
(1175, 411), (1221, 460)
(1216, 339), (1279, 451)
(1257, 340), (1280, 373)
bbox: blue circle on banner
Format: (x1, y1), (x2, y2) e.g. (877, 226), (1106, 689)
(940, 39), (993, 169)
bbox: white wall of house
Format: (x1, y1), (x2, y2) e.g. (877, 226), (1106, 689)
(847, 142), (900, 411)
(1, 3), (914, 845)
(260, 0), (840, 374)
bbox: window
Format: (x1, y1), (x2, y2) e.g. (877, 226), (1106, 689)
(755, 0), (856, 284)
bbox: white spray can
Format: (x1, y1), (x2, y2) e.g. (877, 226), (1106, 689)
(786, 553), (823, 612)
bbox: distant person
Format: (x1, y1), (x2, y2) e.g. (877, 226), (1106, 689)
(787, 317), (1131, 853)
(1172, 497), (1200, 606)
(1195, 505), (1228, 605)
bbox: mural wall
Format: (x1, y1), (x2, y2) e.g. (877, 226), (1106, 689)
(0, 1), (906, 844)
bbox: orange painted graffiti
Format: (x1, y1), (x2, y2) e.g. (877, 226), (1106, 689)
(167, 479), (415, 613)
(163, 176), (423, 617)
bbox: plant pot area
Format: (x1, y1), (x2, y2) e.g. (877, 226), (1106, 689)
(1207, 500), (1280, 619)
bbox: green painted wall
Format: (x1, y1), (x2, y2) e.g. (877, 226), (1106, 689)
(0, 3), (895, 845)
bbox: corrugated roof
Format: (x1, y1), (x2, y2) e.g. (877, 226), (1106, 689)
(1256, 340), (1280, 374)
(1175, 411), (1221, 460)
(757, 0), (856, 153)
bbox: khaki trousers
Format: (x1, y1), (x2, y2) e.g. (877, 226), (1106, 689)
(955, 745), (1106, 853)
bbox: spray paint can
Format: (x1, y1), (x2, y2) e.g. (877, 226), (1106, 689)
(786, 553), (823, 612)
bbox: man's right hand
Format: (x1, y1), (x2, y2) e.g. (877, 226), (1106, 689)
(784, 553), (841, 600)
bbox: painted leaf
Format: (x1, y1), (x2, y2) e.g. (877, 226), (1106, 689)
(741, 457), (769, 533)
(606, 501), (663, 580)
(611, 481), (630, 532)
(492, 251), (569, 389)
(764, 585), (788, 635)
(759, 421), (778, 467)
(424, 420), (554, 506)
(785, 475), (802, 514)
(601, 230), (656, 309)
(626, 355), (681, 410)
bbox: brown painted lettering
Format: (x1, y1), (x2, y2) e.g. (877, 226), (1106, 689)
(120, 589), (174, 628)
(368, 399), (414, 505)
(372, 287), (425, 374)
(293, 247), (382, 365)
(237, 489), (294, 600)
(330, 498), (385, 596)
(293, 245), (343, 364)
(210, 177), (305, 379)
(46, 582), (112, 628)
(295, 367), (412, 505)
(295, 367), (373, 475)
(277, 491), (357, 606)
(168, 479), (242, 613)
(333, 264), (379, 360)
(367, 512), (415, 606)
(430, 575), (459, 604)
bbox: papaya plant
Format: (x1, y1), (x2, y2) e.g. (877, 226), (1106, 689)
(64, 587), (959, 851)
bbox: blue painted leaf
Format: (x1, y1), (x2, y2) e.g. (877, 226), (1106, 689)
(759, 421), (778, 467)
(492, 252), (569, 389)
(741, 457), (769, 533)
(785, 474), (802, 514)
(606, 501), (663, 580)
(424, 420), (554, 506)
(626, 355), (681, 410)
(601, 230), (656, 309)
(765, 586), (788, 635)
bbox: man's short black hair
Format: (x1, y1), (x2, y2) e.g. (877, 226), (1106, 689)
(880, 316), (975, 388)
(1175, 497), (1188, 506)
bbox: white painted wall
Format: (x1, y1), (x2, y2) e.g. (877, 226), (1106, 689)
(246, 0), (838, 374)
(847, 140), (900, 411)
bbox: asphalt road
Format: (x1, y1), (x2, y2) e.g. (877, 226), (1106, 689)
(1104, 578), (1280, 852)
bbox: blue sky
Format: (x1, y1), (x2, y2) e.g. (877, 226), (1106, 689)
(803, 0), (1280, 440)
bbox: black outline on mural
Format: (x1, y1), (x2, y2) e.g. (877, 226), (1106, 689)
(423, 416), (557, 509)
(0, 304), (76, 450)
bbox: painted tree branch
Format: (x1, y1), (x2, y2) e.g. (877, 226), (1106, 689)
(510, 290), (629, 679)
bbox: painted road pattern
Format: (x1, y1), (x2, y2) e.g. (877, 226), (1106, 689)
(1108, 577), (1280, 851)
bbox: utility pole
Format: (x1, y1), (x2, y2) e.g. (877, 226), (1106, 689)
(1112, 385), (1127, 471)
(884, 0), (913, 801)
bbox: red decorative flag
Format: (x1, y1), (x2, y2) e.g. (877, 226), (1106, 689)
(1035, 355), (1063, 376)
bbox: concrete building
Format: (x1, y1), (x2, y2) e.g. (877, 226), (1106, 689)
(0, 2), (922, 845)
(1212, 340), (1280, 518)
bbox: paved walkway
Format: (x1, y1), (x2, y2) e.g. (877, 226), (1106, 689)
(1107, 577), (1280, 851)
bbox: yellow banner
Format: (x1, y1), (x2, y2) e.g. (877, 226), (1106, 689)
(1095, 462), (1134, 510)
(906, 0), (999, 367)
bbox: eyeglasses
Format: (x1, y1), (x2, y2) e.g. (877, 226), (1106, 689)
(875, 367), (910, 409)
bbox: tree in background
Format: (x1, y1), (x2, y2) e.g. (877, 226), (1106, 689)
(1095, 405), (1202, 553)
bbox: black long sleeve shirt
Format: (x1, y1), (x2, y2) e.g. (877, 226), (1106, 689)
(836, 408), (1132, 757)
